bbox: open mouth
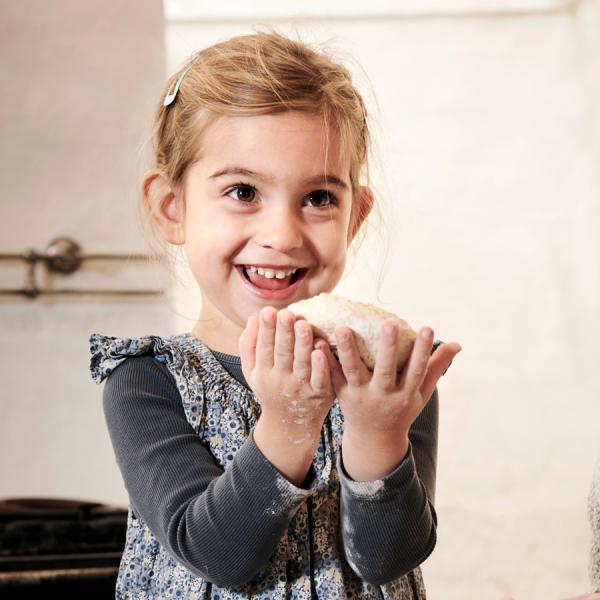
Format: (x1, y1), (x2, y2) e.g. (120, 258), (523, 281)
(240, 265), (306, 290)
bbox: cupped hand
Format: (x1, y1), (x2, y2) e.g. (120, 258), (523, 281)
(327, 320), (462, 443)
(238, 306), (336, 444)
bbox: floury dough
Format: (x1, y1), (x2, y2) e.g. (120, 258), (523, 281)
(287, 293), (417, 370)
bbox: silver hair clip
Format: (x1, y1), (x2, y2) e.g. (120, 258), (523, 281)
(163, 55), (198, 107)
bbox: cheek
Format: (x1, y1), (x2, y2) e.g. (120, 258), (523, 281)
(183, 205), (226, 254)
(321, 234), (348, 276)
(183, 220), (241, 274)
(182, 221), (215, 269)
(330, 215), (351, 248)
(320, 250), (347, 293)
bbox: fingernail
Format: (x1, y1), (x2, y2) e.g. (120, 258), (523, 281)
(420, 327), (433, 340)
(384, 321), (397, 336)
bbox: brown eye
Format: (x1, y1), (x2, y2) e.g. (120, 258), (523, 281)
(226, 185), (256, 202)
(305, 190), (336, 208)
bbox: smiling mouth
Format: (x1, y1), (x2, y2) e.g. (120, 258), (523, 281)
(239, 265), (307, 290)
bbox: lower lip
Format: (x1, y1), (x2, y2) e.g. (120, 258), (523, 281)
(235, 266), (305, 302)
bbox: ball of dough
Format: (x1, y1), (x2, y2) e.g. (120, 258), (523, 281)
(287, 293), (417, 370)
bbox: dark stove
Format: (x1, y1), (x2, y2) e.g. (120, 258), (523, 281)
(0, 497), (127, 598)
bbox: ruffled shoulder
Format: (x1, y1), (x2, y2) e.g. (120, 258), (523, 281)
(89, 333), (181, 384)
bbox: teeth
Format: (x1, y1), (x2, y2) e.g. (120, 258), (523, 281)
(245, 265), (298, 278)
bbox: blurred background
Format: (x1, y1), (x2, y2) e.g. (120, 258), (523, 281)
(1, 0), (600, 597)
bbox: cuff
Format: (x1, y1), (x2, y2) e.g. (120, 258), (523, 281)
(337, 443), (419, 501)
(239, 429), (315, 506)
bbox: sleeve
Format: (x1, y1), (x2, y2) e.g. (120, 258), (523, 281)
(338, 387), (439, 585)
(102, 356), (312, 588)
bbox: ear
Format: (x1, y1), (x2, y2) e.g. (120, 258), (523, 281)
(141, 170), (185, 245)
(347, 186), (374, 243)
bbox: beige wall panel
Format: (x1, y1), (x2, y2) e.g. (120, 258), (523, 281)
(0, 1), (171, 508)
(165, 2), (600, 597)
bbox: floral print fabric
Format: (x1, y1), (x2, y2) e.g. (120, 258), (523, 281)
(90, 332), (427, 599)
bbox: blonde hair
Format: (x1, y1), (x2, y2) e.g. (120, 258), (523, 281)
(148, 30), (374, 241)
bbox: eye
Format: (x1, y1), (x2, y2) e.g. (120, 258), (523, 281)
(225, 183), (257, 203)
(305, 190), (337, 208)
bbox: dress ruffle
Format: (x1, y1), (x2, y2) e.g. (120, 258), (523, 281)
(89, 333), (183, 384)
(89, 333), (206, 432)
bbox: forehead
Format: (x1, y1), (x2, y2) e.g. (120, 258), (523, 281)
(194, 111), (350, 182)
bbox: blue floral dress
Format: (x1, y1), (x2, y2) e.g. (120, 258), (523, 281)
(90, 332), (428, 599)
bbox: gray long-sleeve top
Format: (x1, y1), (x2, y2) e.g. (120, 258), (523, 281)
(102, 350), (438, 588)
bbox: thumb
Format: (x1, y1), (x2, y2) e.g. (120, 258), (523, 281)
(421, 342), (462, 402)
(315, 338), (345, 394)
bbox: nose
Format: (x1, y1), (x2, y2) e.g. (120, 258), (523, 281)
(254, 205), (303, 252)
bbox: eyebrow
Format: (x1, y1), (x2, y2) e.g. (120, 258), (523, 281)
(209, 167), (349, 190)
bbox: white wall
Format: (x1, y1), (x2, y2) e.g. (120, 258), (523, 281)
(165, 1), (600, 598)
(0, 1), (172, 505)
(1, 1), (599, 598)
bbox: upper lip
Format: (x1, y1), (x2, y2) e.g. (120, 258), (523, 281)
(238, 264), (307, 270)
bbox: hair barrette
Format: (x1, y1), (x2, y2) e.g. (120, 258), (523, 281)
(163, 54), (199, 107)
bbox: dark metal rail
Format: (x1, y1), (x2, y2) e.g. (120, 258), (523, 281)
(0, 288), (163, 299)
(0, 237), (164, 299)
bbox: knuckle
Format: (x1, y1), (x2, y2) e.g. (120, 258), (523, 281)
(345, 365), (360, 377)
(293, 352), (309, 366)
(293, 363), (309, 378)
(413, 366), (426, 379)
(274, 348), (289, 359)
(314, 377), (328, 389)
(378, 369), (396, 383)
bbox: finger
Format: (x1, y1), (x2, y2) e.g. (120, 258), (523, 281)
(315, 338), (345, 394)
(372, 320), (400, 391)
(273, 309), (295, 371)
(238, 315), (258, 379)
(398, 327), (434, 394)
(421, 342), (462, 402)
(310, 348), (331, 395)
(293, 319), (313, 381)
(256, 306), (277, 369)
(334, 326), (369, 387)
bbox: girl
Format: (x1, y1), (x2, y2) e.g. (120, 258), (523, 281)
(90, 31), (461, 599)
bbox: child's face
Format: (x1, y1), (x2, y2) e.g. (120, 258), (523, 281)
(183, 111), (354, 353)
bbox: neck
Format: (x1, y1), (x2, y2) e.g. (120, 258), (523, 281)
(192, 309), (242, 356)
